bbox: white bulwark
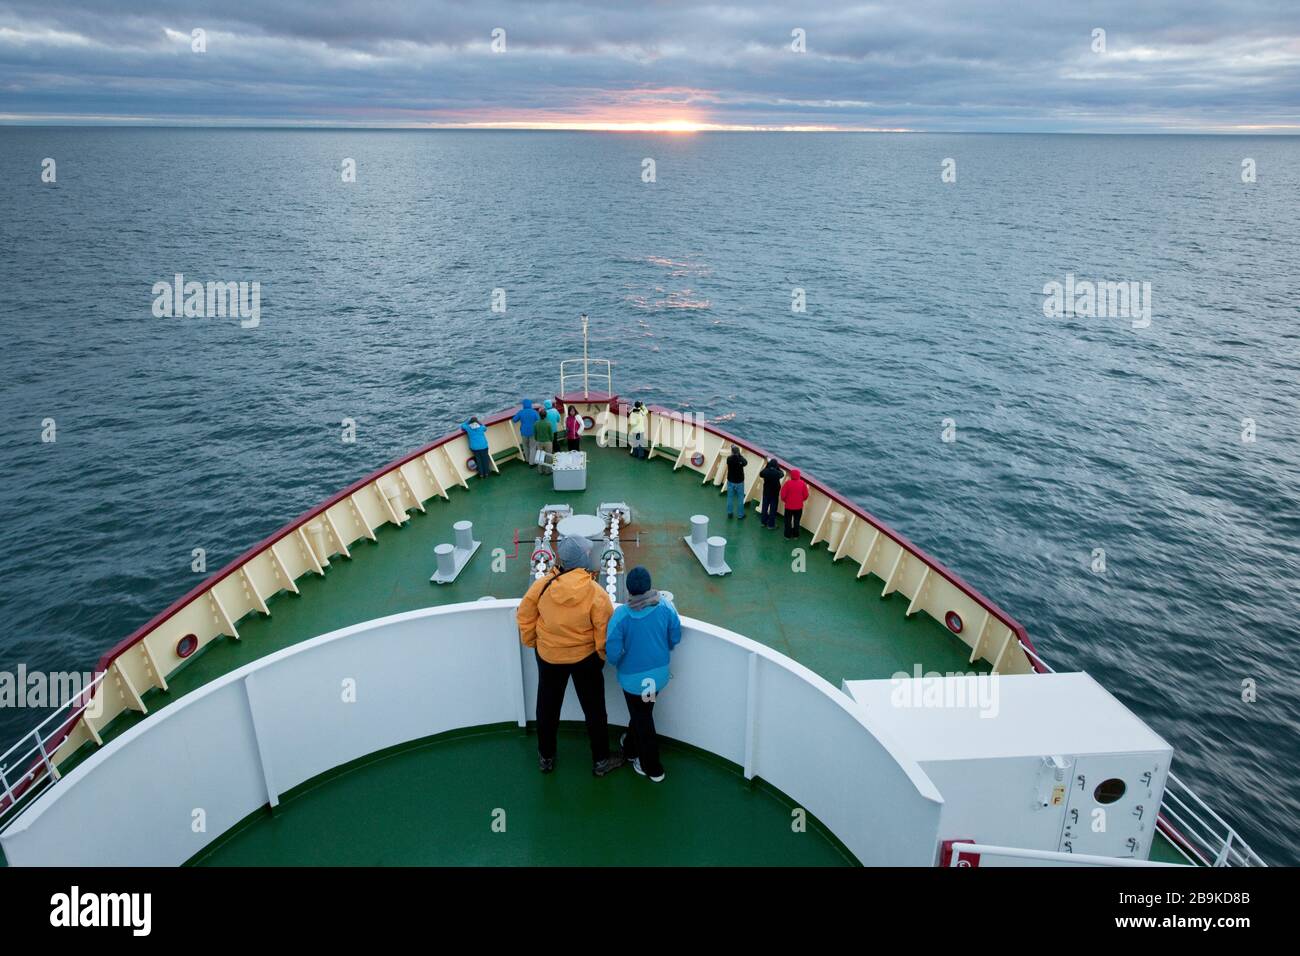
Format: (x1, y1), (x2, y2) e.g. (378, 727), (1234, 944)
(844, 672), (1173, 864)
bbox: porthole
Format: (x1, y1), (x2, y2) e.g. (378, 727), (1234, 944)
(176, 633), (199, 659)
(466, 455), (478, 472)
(690, 452), (705, 467)
(1094, 778), (1126, 805)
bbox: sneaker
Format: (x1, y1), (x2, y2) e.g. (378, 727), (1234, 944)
(631, 758), (665, 782)
(739, 513), (746, 520)
(592, 755), (625, 777)
(539, 755), (555, 773)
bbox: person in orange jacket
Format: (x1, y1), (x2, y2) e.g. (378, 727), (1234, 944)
(517, 535), (624, 776)
(779, 467), (810, 539)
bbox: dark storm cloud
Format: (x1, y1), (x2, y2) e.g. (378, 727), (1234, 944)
(1, 0), (1297, 129)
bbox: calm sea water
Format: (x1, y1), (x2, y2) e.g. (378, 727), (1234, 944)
(0, 129), (1297, 862)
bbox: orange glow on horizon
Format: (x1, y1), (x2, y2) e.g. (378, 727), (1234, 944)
(421, 117), (907, 132)
(408, 103), (909, 132)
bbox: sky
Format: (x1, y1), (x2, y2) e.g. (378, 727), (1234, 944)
(0, 0), (1297, 131)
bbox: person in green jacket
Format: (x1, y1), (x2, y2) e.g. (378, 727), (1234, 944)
(533, 412), (555, 474)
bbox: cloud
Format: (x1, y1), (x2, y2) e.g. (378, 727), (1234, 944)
(0, 0), (1297, 130)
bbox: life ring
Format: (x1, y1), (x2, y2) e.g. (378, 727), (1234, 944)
(582, 415), (596, 431)
(600, 548), (622, 567)
(531, 547), (554, 565)
(690, 451), (705, 467)
(176, 633), (199, 658)
(466, 455), (478, 472)
(944, 611), (964, 634)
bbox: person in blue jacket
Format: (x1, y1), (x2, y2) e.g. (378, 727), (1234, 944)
(606, 566), (682, 782)
(460, 416), (492, 478)
(512, 399), (540, 467)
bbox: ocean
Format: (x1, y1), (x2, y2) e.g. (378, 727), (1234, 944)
(0, 128), (1297, 862)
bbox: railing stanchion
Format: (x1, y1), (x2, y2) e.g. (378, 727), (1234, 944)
(33, 730), (55, 782)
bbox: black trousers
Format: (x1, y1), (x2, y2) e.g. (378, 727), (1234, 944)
(535, 651), (610, 762)
(621, 691), (663, 777)
(783, 508), (803, 538)
(567, 436), (581, 451)
(760, 492), (779, 527)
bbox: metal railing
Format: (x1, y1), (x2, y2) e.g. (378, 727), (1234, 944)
(1016, 640), (1265, 867)
(947, 842), (1185, 867)
(1159, 772), (1267, 867)
(559, 358), (612, 399)
(0, 670), (107, 830)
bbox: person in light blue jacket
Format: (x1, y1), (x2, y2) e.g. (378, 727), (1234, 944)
(605, 566), (681, 782)
(543, 399), (562, 433)
(460, 417), (492, 478)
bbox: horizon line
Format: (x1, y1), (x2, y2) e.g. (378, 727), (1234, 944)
(3, 119), (1299, 135)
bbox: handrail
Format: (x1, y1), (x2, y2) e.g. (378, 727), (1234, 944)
(1017, 640), (1055, 673)
(946, 842), (1185, 867)
(0, 670), (108, 825)
(560, 358), (612, 399)
(1160, 773), (1266, 867)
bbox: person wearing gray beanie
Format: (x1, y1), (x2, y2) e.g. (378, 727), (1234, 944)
(517, 534), (622, 777)
(556, 535), (590, 572)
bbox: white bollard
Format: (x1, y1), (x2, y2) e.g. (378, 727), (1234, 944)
(707, 535), (727, 570)
(435, 543), (456, 579)
(690, 514), (709, 546)
(454, 520), (474, 551)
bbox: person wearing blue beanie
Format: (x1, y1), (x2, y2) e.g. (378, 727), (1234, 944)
(605, 565), (681, 781)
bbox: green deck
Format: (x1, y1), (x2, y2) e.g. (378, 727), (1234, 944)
(44, 445), (1189, 866)
(192, 725), (855, 867)
(96, 444), (985, 746)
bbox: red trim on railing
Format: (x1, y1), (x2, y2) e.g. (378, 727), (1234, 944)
(556, 392), (619, 414)
(643, 405), (1045, 671)
(1157, 815), (1213, 866)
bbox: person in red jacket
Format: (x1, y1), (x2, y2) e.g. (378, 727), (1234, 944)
(779, 467), (810, 539)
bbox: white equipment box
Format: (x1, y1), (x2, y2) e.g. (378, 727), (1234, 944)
(552, 451), (587, 491)
(844, 672), (1172, 864)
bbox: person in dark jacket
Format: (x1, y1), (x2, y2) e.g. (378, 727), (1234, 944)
(725, 445), (748, 519)
(758, 457), (784, 528)
(780, 467), (810, 538)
